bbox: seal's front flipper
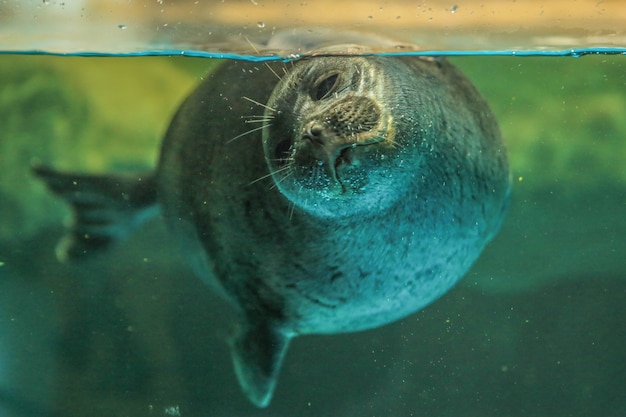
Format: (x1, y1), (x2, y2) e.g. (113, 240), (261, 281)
(229, 318), (292, 407)
(32, 164), (159, 261)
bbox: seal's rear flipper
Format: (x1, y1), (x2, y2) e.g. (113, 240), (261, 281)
(32, 164), (159, 261)
(229, 319), (292, 408)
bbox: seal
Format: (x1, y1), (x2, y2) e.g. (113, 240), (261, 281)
(34, 56), (511, 407)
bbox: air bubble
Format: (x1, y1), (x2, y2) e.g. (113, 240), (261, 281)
(450, 4), (458, 13)
(257, 21), (265, 28)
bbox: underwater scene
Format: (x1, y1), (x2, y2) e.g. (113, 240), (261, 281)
(0, 51), (625, 417)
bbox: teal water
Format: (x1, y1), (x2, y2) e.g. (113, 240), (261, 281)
(0, 51), (625, 417)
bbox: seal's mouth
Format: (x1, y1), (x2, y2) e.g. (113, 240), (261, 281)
(329, 146), (355, 191)
(297, 107), (395, 192)
(335, 147), (354, 169)
(265, 91), (397, 196)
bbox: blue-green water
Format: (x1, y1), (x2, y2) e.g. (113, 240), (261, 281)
(0, 51), (624, 417)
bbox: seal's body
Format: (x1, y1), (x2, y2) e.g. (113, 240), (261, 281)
(35, 57), (510, 407)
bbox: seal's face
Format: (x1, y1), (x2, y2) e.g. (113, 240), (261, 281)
(262, 57), (404, 218)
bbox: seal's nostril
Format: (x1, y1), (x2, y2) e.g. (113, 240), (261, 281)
(310, 124), (323, 136)
(303, 123), (325, 144)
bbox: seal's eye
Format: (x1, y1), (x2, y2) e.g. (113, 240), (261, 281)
(312, 74), (339, 101)
(274, 139), (293, 166)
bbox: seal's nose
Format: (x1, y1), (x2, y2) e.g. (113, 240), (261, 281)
(302, 122), (325, 145)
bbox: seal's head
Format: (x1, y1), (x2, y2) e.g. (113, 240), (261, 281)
(262, 57), (411, 218)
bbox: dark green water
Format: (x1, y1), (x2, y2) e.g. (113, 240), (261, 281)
(0, 54), (624, 417)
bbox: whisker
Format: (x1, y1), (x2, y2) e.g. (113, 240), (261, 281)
(288, 201), (296, 220)
(243, 114), (275, 119)
(244, 36), (258, 52)
(269, 169), (294, 190)
(242, 96), (277, 113)
(248, 164), (292, 186)
(244, 36), (283, 82)
(264, 62), (282, 82)
(271, 158), (294, 163)
(227, 124), (270, 144)
(243, 118), (274, 124)
(248, 172), (276, 186)
(335, 78), (359, 96)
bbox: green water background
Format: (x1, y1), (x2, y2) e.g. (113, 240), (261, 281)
(0, 55), (624, 416)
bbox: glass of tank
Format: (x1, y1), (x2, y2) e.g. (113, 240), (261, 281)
(0, 1), (624, 416)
